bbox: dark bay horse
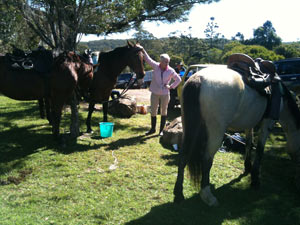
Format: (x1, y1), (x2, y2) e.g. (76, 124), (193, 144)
(0, 51), (93, 140)
(86, 41), (145, 133)
(173, 66), (300, 206)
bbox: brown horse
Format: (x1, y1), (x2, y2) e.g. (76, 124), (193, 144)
(86, 41), (145, 133)
(0, 51), (93, 141)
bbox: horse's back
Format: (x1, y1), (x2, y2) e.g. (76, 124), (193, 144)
(0, 59), (46, 100)
(188, 66), (267, 131)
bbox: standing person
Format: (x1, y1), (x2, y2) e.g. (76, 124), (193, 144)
(175, 62), (186, 75)
(84, 49), (93, 64)
(140, 46), (181, 136)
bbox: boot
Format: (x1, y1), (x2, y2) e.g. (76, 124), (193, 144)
(145, 116), (156, 135)
(159, 115), (167, 136)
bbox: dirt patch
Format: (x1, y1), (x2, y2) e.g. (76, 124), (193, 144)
(116, 88), (151, 105)
(0, 168), (33, 185)
(77, 88), (151, 111)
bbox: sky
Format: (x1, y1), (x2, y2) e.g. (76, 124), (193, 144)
(80, 0), (300, 43)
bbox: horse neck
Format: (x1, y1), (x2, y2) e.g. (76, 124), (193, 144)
(279, 101), (300, 160)
(99, 48), (130, 80)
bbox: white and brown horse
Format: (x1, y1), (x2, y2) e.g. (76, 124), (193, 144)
(173, 66), (300, 206)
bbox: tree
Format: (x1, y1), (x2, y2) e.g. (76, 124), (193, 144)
(232, 32), (244, 42)
(222, 42), (284, 63)
(204, 17), (220, 48)
(250, 20), (282, 50)
(274, 43), (300, 59)
(133, 28), (156, 41)
(0, 3), (40, 52)
(5, 0), (220, 51)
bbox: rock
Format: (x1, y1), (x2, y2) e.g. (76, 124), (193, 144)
(108, 94), (137, 118)
(161, 116), (183, 148)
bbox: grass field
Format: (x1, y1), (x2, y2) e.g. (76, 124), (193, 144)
(0, 95), (300, 225)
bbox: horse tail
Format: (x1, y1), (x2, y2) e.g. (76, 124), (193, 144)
(181, 77), (208, 186)
(282, 82), (300, 128)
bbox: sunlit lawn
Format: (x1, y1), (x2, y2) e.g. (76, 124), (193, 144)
(0, 95), (299, 225)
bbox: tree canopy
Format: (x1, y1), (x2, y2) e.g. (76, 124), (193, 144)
(245, 20), (282, 50)
(3, 0), (220, 50)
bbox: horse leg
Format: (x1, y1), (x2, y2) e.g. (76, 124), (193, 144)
(45, 98), (52, 125)
(294, 151), (300, 191)
(86, 102), (95, 133)
(173, 151), (188, 203)
(251, 119), (275, 188)
(38, 99), (45, 119)
(244, 128), (254, 174)
(103, 101), (108, 122)
(199, 130), (224, 206)
(51, 107), (62, 141)
(199, 154), (217, 206)
(70, 93), (80, 138)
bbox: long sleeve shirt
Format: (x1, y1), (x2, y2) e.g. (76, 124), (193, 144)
(143, 50), (181, 95)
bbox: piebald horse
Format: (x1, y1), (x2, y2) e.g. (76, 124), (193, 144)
(174, 66), (300, 206)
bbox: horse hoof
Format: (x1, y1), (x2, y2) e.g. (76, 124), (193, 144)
(200, 186), (219, 207)
(251, 180), (260, 190)
(86, 128), (93, 133)
(174, 194), (185, 203)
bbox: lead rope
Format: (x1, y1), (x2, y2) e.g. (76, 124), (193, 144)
(101, 74), (137, 105)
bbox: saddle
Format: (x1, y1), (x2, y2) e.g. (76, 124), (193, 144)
(5, 46), (54, 74)
(227, 53), (280, 96)
(228, 53), (284, 120)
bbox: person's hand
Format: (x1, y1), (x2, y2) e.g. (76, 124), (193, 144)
(165, 84), (171, 89)
(136, 43), (144, 51)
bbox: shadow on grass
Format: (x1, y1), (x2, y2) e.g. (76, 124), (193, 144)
(94, 133), (159, 151)
(167, 107), (181, 121)
(126, 141), (300, 225)
(160, 153), (179, 167)
(126, 166), (300, 225)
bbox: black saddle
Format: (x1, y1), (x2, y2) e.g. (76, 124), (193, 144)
(5, 47), (54, 73)
(227, 53), (280, 96)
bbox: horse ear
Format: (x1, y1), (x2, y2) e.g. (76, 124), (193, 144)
(127, 40), (134, 48)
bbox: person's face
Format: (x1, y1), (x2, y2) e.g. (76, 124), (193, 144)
(160, 59), (169, 70)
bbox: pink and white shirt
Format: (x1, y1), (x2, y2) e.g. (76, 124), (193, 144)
(144, 50), (181, 95)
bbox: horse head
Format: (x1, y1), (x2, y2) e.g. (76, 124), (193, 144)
(75, 53), (94, 96)
(126, 41), (145, 82)
(55, 52), (93, 99)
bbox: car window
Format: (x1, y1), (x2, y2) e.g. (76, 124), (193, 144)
(276, 61), (300, 75)
(118, 73), (132, 81)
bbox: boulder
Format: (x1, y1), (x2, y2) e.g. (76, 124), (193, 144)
(161, 116), (183, 148)
(108, 94), (137, 118)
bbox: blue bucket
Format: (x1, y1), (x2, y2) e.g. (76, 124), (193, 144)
(99, 122), (114, 138)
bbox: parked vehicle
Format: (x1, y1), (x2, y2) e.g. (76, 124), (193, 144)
(143, 70), (153, 88)
(169, 59), (300, 109)
(274, 58), (300, 107)
(274, 58), (300, 94)
(169, 64), (225, 109)
(116, 73), (137, 89)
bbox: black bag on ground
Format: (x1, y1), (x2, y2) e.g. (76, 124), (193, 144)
(222, 133), (245, 153)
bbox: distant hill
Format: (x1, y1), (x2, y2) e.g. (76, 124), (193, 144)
(80, 39), (130, 52)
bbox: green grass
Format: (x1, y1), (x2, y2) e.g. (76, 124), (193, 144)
(1, 95), (300, 225)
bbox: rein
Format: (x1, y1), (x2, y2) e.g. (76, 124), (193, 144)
(100, 74), (137, 105)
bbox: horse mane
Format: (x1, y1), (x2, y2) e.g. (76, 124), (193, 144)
(98, 46), (128, 64)
(282, 83), (300, 129)
(54, 51), (82, 64)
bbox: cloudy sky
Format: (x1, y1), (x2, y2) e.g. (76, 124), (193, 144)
(81, 0), (300, 42)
